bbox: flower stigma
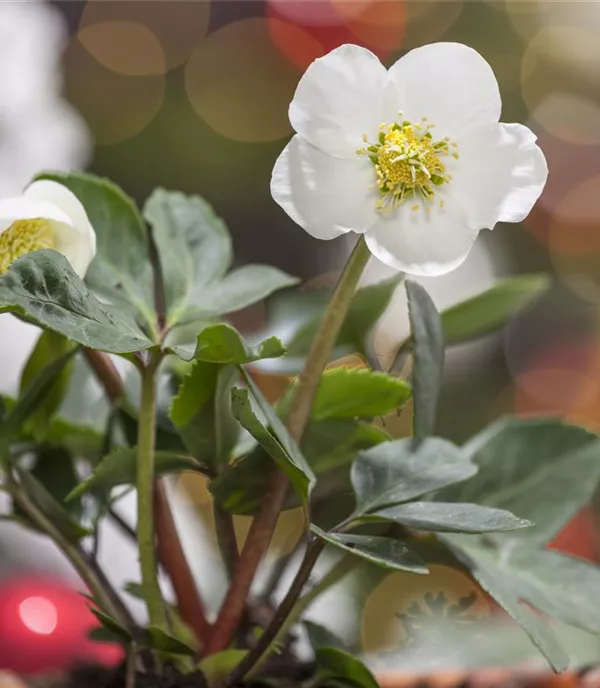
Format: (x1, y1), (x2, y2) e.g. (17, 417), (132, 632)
(0, 219), (55, 274)
(357, 115), (458, 213)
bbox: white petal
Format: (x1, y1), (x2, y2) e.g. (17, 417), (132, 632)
(271, 135), (379, 240)
(365, 195), (479, 277)
(23, 179), (97, 276)
(289, 44), (398, 159)
(389, 43), (501, 138)
(450, 122), (548, 230)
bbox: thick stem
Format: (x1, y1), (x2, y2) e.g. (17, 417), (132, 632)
(154, 480), (212, 645)
(137, 353), (168, 630)
(207, 237), (371, 655)
(83, 348), (124, 404)
(217, 542), (324, 688)
(213, 503), (240, 579)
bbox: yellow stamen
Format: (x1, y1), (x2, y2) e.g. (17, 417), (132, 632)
(0, 219), (55, 274)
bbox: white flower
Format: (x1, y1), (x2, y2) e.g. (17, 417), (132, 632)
(271, 43), (548, 277)
(0, 180), (96, 278)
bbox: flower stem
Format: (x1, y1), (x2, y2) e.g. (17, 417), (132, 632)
(213, 503), (240, 579)
(207, 236), (371, 656)
(137, 352), (168, 631)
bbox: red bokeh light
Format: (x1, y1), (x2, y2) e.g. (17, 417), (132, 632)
(0, 577), (122, 675)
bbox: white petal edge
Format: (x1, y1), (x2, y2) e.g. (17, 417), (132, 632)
(289, 44), (399, 159)
(450, 122), (548, 230)
(23, 179), (97, 277)
(389, 43), (501, 139)
(364, 195), (479, 277)
(271, 135), (379, 240)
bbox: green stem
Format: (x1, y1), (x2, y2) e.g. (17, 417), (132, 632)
(137, 351), (168, 630)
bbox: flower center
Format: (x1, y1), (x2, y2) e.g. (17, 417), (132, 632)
(0, 219), (55, 274)
(358, 117), (459, 213)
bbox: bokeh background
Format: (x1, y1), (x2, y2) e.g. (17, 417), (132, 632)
(2, 0), (600, 679)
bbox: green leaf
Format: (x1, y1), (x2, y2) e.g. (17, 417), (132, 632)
(210, 419), (388, 515)
(170, 362), (240, 467)
(436, 417), (600, 545)
(406, 281), (444, 438)
(350, 438), (475, 515)
(0, 251), (154, 352)
(15, 464), (90, 541)
(441, 274), (550, 345)
(144, 189), (232, 327)
(199, 650), (248, 684)
(66, 447), (204, 500)
(20, 331), (75, 440)
(280, 367), (411, 421)
(231, 384), (315, 507)
(302, 419), (390, 474)
(142, 626), (196, 657)
(37, 171), (154, 327)
(311, 525), (428, 574)
(315, 647), (379, 688)
(88, 626), (129, 646)
(88, 607), (132, 642)
(364, 502), (531, 533)
(440, 535), (569, 672)
(185, 264), (299, 319)
(257, 275), (404, 374)
(1, 346), (76, 440)
(172, 323), (286, 364)
(305, 621), (346, 651)
(28, 446), (82, 522)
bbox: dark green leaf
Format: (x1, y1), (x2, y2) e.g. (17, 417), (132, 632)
(15, 464), (90, 541)
(28, 446), (82, 522)
(1, 346), (76, 439)
(279, 367), (411, 421)
(210, 419), (387, 515)
(437, 417), (600, 545)
(199, 650), (248, 684)
(441, 274), (550, 345)
(37, 171), (154, 326)
(89, 607), (132, 642)
(67, 447), (204, 500)
(172, 323), (286, 364)
(305, 621), (346, 651)
(88, 626), (129, 646)
(257, 276), (404, 374)
(20, 331), (75, 440)
(185, 264), (299, 319)
(0, 251), (154, 352)
(364, 502), (531, 533)
(170, 362), (240, 466)
(144, 189), (231, 327)
(440, 535), (568, 672)
(311, 526), (428, 574)
(231, 385), (315, 507)
(406, 281), (444, 437)
(142, 625), (196, 657)
(351, 438), (475, 515)
(315, 647), (382, 688)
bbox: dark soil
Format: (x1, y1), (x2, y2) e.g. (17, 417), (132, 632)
(64, 664), (209, 688)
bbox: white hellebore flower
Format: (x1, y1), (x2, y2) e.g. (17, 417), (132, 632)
(0, 180), (96, 278)
(271, 43), (548, 276)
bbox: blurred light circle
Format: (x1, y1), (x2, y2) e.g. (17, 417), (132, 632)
(19, 598), (58, 636)
(549, 175), (600, 256)
(267, 17), (326, 71)
(505, 1), (556, 43)
(65, 35), (164, 145)
(185, 18), (300, 143)
(341, 0), (406, 53)
(361, 565), (489, 654)
(80, 0), (210, 71)
(268, 0), (370, 27)
(522, 27), (600, 145)
(400, 1), (464, 50)
(78, 21), (165, 77)
(551, 252), (600, 306)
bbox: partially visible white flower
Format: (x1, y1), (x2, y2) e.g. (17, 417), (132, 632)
(0, 180), (96, 278)
(0, 2), (90, 195)
(271, 43), (548, 277)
